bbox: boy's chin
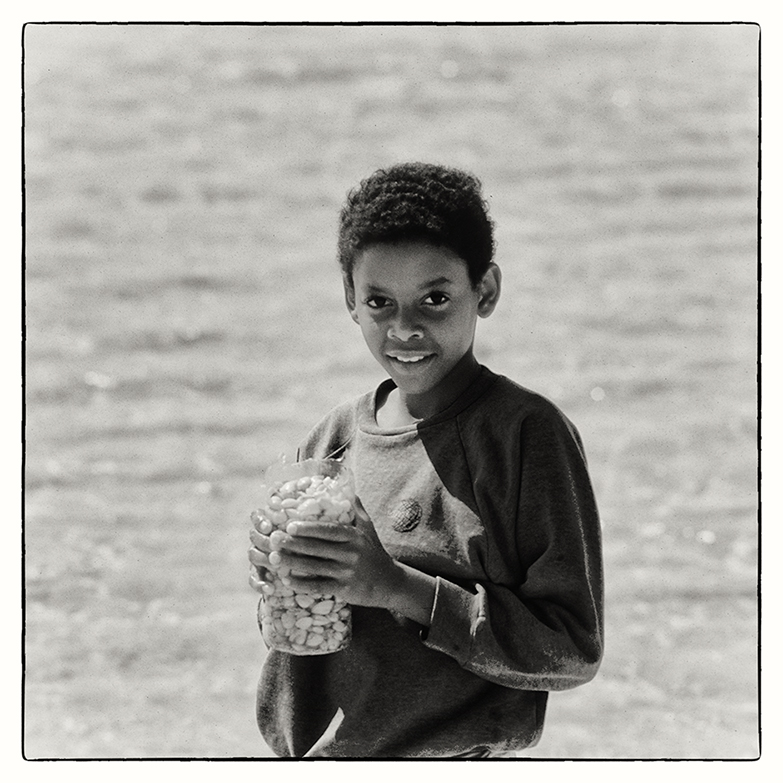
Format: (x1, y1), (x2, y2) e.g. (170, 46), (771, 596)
(387, 371), (445, 398)
(383, 357), (438, 384)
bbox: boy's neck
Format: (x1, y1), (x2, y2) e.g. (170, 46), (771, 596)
(375, 351), (481, 428)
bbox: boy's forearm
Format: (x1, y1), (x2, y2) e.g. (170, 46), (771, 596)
(381, 561), (437, 627)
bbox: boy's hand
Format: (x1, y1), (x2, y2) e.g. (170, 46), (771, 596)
(248, 561), (268, 594)
(264, 497), (403, 609)
(247, 515), (274, 594)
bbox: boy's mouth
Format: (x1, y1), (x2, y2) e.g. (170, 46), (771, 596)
(386, 351), (435, 367)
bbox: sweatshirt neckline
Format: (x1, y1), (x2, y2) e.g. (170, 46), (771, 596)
(357, 365), (499, 435)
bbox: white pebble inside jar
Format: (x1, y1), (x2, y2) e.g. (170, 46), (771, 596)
(254, 472), (355, 655)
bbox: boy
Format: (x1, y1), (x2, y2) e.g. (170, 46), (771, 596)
(248, 162), (603, 758)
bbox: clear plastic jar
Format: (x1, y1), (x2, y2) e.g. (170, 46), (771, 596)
(252, 458), (354, 655)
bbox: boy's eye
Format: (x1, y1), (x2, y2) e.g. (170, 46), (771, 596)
(424, 292), (450, 306)
(365, 296), (390, 309)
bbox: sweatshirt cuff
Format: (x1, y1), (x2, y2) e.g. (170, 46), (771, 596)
(421, 576), (478, 666)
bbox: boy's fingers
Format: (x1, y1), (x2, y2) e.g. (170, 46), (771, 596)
(249, 528), (271, 552)
(248, 565), (267, 593)
(287, 576), (341, 596)
(272, 536), (356, 565)
(269, 549), (338, 579)
(353, 495), (371, 522)
(285, 520), (355, 542)
(248, 547), (271, 567)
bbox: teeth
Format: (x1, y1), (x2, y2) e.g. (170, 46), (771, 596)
(391, 355), (427, 363)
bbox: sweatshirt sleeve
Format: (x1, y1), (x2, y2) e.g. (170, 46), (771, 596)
(421, 408), (604, 692)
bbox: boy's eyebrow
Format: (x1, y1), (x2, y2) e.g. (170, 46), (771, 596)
(363, 276), (455, 293)
(419, 276), (454, 288)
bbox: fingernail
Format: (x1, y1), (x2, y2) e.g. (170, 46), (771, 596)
(286, 522), (300, 535)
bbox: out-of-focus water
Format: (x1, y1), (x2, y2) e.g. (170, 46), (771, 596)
(23, 24), (759, 759)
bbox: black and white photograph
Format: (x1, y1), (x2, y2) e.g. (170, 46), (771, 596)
(21, 19), (760, 762)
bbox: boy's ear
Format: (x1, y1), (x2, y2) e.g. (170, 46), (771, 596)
(477, 263), (502, 318)
(344, 281), (360, 324)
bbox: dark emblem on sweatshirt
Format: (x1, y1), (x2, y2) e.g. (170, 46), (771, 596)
(391, 499), (422, 533)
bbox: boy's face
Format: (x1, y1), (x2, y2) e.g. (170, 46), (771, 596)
(345, 241), (500, 401)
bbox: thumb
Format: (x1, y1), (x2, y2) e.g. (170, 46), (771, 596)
(352, 496), (381, 542)
(353, 495), (372, 525)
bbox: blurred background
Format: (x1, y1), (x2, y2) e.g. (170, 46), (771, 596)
(23, 23), (758, 759)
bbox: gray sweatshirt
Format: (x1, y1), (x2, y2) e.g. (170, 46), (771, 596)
(256, 367), (604, 758)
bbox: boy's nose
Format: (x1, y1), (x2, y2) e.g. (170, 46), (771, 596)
(387, 310), (423, 341)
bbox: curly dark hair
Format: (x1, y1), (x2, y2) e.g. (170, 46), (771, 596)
(338, 162), (495, 288)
